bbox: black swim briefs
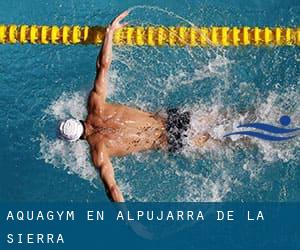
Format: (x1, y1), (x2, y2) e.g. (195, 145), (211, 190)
(166, 108), (191, 153)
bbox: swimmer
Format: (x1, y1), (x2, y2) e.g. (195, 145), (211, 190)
(58, 11), (210, 202)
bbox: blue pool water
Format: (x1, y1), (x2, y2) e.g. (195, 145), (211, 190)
(0, 0), (299, 202)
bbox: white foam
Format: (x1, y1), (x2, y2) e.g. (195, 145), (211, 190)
(39, 134), (97, 183)
(46, 92), (87, 120)
(39, 92), (98, 185)
(181, 89), (300, 163)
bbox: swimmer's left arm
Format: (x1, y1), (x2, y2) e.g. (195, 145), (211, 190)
(93, 11), (129, 100)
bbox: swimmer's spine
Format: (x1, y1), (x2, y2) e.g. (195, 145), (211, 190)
(0, 25), (299, 46)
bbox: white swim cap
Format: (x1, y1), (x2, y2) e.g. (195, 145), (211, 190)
(58, 118), (84, 142)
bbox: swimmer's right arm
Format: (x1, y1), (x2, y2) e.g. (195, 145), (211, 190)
(92, 144), (125, 202)
(93, 11), (129, 100)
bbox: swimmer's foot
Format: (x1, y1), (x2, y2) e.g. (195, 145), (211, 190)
(193, 133), (210, 147)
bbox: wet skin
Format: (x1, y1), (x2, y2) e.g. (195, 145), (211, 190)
(84, 95), (168, 157)
(80, 11), (209, 202)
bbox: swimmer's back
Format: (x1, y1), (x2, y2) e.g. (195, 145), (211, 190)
(86, 102), (168, 156)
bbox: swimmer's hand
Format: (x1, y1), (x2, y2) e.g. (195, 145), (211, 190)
(107, 10), (129, 33)
(94, 11), (129, 101)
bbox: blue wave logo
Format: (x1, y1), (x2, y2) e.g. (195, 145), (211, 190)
(224, 116), (300, 141)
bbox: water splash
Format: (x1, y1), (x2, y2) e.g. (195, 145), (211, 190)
(39, 134), (98, 185)
(39, 89), (300, 202)
(37, 6), (300, 202)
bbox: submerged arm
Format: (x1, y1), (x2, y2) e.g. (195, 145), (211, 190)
(92, 143), (124, 202)
(93, 11), (129, 100)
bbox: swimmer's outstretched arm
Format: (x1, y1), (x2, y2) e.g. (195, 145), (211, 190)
(93, 11), (129, 101)
(92, 143), (124, 202)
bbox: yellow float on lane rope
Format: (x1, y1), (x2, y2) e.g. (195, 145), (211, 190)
(0, 24), (299, 46)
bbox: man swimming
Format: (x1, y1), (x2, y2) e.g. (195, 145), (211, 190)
(58, 11), (210, 202)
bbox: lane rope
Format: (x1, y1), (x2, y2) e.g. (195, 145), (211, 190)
(0, 25), (299, 46)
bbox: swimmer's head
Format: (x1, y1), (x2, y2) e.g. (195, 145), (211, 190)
(57, 118), (84, 142)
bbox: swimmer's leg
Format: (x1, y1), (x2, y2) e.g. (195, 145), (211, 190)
(191, 106), (259, 147)
(192, 132), (211, 147)
(192, 133), (254, 148)
(190, 115), (216, 147)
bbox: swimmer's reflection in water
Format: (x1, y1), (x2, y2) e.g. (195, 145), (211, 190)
(57, 11), (211, 202)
